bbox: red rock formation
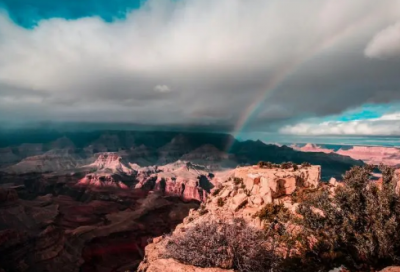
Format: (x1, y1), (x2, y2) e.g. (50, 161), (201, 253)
(292, 144), (400, 167)
(138, 164), (323, 271)
(77, 174), (129, 189)
(0, 181), (198, 272)
(336, 146), (400, 166)
(291, 143), (334, 154)
(134, 161), (219, 202)
(234, 165), (320, 206)
(88, 153), (133, 174)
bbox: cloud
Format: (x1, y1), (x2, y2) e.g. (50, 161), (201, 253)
(280, 112), (400, 136)
(0, 0), (399, 132)
(154, 85), (171, 93)
(365, 21), (400, 59)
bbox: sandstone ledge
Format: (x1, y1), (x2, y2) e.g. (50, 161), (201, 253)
(138, 164), (323, 270)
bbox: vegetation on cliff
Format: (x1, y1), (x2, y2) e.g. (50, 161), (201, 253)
(161, 164), (400, 272)
(294, 164), (400, 271)
(165, 219), (277, 272)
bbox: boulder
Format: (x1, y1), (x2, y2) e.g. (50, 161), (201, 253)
(229, 193), (248, 212)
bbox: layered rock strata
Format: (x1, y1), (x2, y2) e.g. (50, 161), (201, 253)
(138, 165), (321, 271)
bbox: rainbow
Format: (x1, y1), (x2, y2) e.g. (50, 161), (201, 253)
(225, 14), (375, 152)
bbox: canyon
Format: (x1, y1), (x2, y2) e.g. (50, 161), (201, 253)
(138, 165), (400, 272)
(0, 130), (365, 271)
(291, 143), (400, 167)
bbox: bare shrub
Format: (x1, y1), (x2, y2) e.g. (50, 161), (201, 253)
(165, 219), (278, 272)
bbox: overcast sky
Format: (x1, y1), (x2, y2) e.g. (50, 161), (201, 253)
(0, 0), (399, 136)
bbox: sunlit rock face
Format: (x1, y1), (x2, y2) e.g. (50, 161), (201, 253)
(235, 165), (320, 199)
(87, 153), (134, 174)
(291, 143), (400, 167)
(76, 153), (134, 189)
(134, 161), (230, 202)
(77, 174), (129, 189)
(138, 164), (322, 271)
(336, 146), (400, 166)
(290, 143), (334, 154)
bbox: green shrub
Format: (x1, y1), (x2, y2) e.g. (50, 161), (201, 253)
(280, 162), (292, 169)
(234, 177), (243, 185)
(296, 165), (400, 271)
(258, 161), (273, 169)
(212, 188), (221, 196)
(254, 203), (291, 224)
(217, 197), (225, 207)
(198, 209), (209, 216)
(291, 187), (320, 204)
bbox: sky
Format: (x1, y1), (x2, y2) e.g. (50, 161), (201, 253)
(0, 0), (400, 139)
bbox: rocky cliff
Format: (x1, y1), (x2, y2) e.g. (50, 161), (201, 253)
(138, 164), (320, 271)
(138, 165), (400, 272)
(0, 186), (199, 272)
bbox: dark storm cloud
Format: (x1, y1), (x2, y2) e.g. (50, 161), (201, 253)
(0, 0), (400, 134)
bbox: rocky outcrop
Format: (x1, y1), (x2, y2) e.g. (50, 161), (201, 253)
(235, 165), (320, 196)
(138, 165), (322, 271)
(291, 143), (334, 154)
(77, 173), (129, 189)
(134, 161), (227, 202)
(87, 153), (134, 174)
